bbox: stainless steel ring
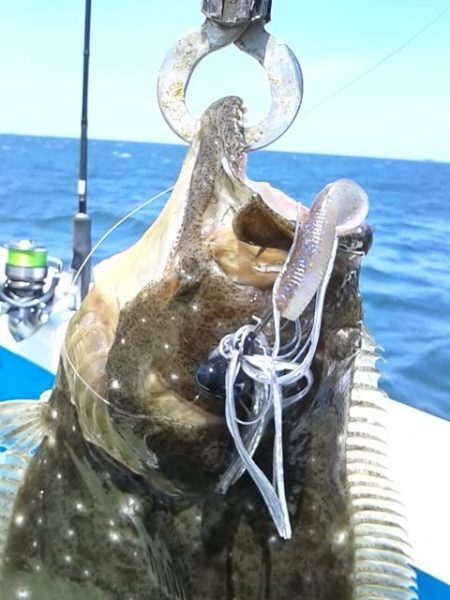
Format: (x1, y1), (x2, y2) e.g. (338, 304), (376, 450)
(157, 20), (303, 150)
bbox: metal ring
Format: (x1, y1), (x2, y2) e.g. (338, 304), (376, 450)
(157, 20), (303, 150)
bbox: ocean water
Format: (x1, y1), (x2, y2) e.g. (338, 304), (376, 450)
(1, 134), (449, 421)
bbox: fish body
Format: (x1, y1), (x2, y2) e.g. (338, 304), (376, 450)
(0, 97), (416, 599)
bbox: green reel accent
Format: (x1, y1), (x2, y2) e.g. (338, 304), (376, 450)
(7, 241), (48, 268)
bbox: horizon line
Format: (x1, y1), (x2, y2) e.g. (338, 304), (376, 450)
(1, 131), (448, 166)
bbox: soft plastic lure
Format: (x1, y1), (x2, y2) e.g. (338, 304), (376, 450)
(275, 179), (368, 321)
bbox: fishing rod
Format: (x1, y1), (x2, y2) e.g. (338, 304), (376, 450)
(71, 0), (93, 301)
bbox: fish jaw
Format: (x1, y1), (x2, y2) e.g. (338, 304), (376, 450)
(78, 96), (295, 319)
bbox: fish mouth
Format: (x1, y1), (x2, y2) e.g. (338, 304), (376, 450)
(197, 97), (297, 288)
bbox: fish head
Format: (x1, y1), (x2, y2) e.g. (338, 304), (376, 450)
(65, 96), (372, 500)
(66, 97), (296, 495)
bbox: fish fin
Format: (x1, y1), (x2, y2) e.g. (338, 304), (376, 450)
(0, 450), (31, 563)
(0, 394), (51, 562)
(0, 394), (50, 455)
(348, 328), (418, 600)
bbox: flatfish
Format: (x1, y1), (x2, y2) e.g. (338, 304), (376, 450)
(0, 97), (416, 599)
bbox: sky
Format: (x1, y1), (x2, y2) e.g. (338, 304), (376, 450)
(0, 1), (449, 162)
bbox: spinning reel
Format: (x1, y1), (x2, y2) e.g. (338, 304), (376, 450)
(0, 240), (62, 341)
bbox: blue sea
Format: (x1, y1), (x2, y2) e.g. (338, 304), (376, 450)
(1, 133), (449, 421)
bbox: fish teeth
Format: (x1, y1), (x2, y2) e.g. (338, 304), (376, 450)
(348, 328), (418, 600)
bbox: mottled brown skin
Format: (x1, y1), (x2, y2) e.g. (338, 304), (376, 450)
(156, 226), (372, 600)
(104, 97), (287, 492)
(1, 375), (188, 600)
(1, 96), (373, 599)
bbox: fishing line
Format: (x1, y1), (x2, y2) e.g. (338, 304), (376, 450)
(301, 5), (450, 116)
(216, 240), (337, 539)
(72, 185), (174, 289)
(62, 335), (179, 425)
(62, 185), (182, 424)
(62, 336), (183, 426)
